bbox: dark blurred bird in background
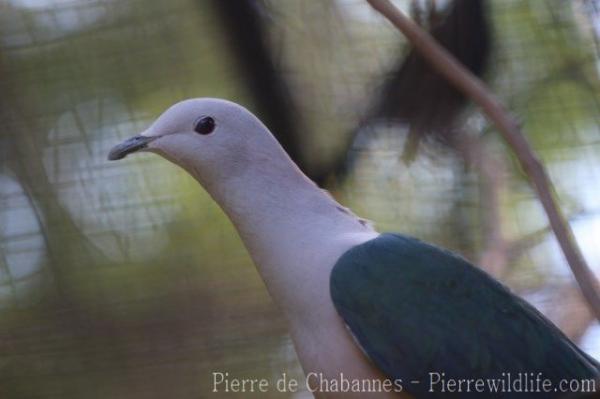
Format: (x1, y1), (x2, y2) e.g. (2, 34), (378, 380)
(373, 0), (491, 164)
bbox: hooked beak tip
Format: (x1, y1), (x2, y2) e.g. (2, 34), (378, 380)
(107, 135), (156, 161)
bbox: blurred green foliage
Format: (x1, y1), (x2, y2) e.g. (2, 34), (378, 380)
(0, 0), (599, 398)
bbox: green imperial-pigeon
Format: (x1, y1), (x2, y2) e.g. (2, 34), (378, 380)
(108, 98), (599, 398)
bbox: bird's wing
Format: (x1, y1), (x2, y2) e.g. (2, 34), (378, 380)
(330, 233), (599, 398)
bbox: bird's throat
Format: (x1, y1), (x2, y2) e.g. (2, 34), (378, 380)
(188, 151), (377, 319)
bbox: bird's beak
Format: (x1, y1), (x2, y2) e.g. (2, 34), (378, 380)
(107, 134), (157, 161)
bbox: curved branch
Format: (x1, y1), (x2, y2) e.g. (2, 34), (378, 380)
(366, 0), (600, 320)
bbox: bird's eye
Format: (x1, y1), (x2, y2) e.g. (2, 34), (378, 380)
(194, 116), (215, 135)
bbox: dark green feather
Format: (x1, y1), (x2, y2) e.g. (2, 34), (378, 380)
(330, 233), (599, 398)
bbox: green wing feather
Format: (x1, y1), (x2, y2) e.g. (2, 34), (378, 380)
(330, 233), (599, 398)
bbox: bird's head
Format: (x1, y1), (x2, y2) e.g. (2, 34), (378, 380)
(108, 98), (272, 184)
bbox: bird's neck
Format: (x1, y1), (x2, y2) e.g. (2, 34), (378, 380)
(190, 145), (377, 320)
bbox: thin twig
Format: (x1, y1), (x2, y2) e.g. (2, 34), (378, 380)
(366, 0), (600, 320)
